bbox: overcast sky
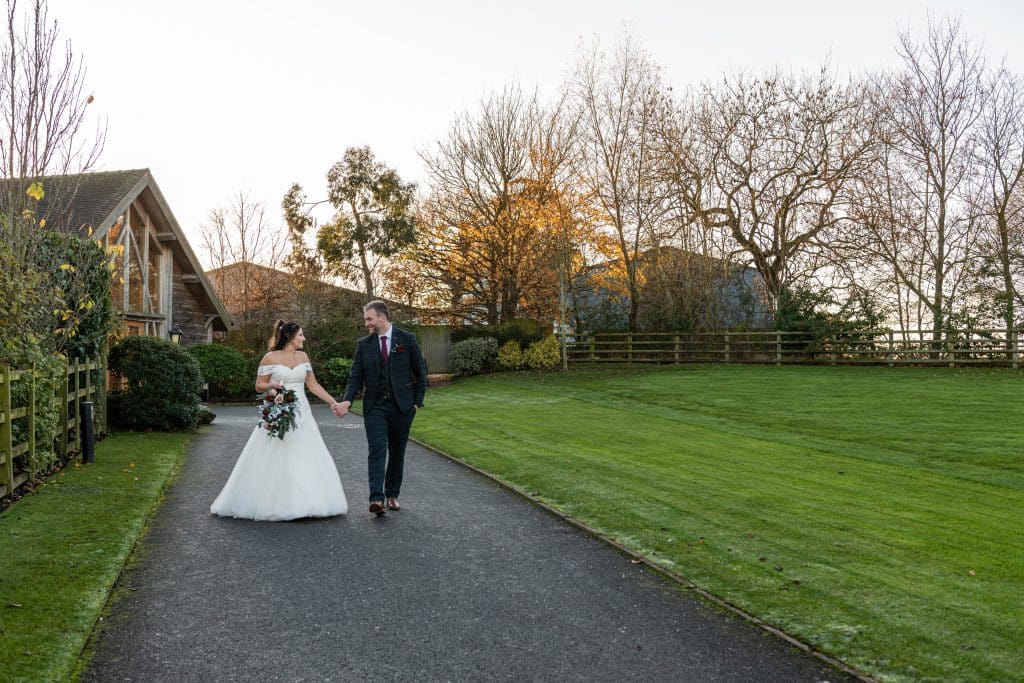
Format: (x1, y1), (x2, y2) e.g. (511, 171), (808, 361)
(46, 0), (1024, 265)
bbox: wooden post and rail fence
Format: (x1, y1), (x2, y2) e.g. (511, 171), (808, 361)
(558, 329), (1022, 368)
(0, 357), (102, 498)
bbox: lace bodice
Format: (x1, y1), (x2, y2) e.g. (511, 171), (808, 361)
(258, 363), (311, 388)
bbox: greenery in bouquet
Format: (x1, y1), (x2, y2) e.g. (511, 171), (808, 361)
(258, 387), (300, 439)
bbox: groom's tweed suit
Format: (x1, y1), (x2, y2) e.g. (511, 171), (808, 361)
(342, 326), (427, 502)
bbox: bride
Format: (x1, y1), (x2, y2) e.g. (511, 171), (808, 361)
(211, 320), (348, 521)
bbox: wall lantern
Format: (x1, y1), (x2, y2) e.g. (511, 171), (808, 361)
(169, 324), (184, 345)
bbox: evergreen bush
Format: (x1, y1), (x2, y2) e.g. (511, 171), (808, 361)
(318, 357), (353, 396)
(450, 319), (544, 348)
(188, 343), (251, 401)
(448, 337), (498, 376)
(524, 335), (562, 370)
(108, 336), (205, 431)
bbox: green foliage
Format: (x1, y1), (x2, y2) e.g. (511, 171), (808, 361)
(36, 230), (118, 359)
(6, 355), (63, 472)
(108, 336), (204, 431)
(497, 340), (524, 370)
(187, 343), (251, 401)
(774, 286), (888, 353)
(317, 146), (416, 293)
(317, 357), (353, 396)
(448, 336), (498, 376)
(0, 212), (52, 367)
(450, 319), (545, 348)
(523, 335), (562, 370)
(302, 315), (364, 364)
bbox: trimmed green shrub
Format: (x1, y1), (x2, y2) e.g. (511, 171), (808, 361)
(188, 343), (251, 401)
(108, 336), (204, 431)
(449, 337), (498, 376)
(450, 319), (544, 348)
(318, 357), (353, 396)
(524, 335), (562, 370)
(497, 340), (524, 370)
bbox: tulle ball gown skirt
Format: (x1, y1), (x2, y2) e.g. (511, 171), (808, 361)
(211, 409), (348, 521)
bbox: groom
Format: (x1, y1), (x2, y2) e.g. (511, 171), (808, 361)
(336, 300), (427, 515)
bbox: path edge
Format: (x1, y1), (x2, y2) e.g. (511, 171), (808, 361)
(68, 433), (196, 679)
(409, 435), (876, 683)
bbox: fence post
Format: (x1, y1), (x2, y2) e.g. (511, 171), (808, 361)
(776, 331), (782, 365)
(589, 335), (595, 362)
(58, 360), (69, 458)
(627, 334), (633, 363)
(948, 335), (955, 368)
(72, 359), (81, 453)
(723, 334), (730, 364)
(829, 336), (836, 366)
(28, 364), (36, 470)
(673, 335), (680, 364)
(1, 366), (12, 497)
(888, 331), (895, 367)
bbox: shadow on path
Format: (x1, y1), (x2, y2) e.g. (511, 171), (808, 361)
(82, 405), (853, 682)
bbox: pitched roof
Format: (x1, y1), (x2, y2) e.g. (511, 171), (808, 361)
(0, 168), (232, 330)
(1, 169), (149, 235)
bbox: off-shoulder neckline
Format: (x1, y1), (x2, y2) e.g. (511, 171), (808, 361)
(259, 362), (310, 371)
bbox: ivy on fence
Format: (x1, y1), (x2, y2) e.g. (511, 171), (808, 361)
(0, 357), (101, 498)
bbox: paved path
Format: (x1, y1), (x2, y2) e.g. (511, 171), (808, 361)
(83, 405), (853, 682)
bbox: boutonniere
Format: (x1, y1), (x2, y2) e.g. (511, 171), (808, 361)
(392, 344), (405, 355)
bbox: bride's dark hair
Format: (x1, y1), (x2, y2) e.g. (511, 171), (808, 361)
(268, 320), (301, 351)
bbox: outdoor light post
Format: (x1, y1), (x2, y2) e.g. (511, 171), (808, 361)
(169, 323), (184, 345)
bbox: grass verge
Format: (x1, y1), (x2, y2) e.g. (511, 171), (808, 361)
(411, 364), (1024, 682)
(0, 432), (192, 682)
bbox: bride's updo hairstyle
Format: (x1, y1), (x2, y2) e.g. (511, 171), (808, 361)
(269, 320), (301, 351)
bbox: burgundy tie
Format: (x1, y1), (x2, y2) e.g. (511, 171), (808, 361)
(380, 335), (389, 364)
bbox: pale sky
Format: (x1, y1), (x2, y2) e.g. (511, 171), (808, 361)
(46, 0), (1024, 266)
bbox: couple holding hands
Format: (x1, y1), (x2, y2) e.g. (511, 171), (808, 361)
(210, 300), (427, 521)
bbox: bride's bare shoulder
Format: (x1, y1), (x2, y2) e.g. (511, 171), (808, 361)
(258, 352), (280, 369)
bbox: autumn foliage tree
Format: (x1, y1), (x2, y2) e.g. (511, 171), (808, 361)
(414, 87), (602, 326)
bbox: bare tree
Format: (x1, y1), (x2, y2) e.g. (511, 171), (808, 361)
(691, 65), (878, 313)
(970, 66), (1024, 334)
(861, 17), (986, 338)
(201, 192), (289, 350)
(0, 0), (103, 179)
(570, 32), (672, 331)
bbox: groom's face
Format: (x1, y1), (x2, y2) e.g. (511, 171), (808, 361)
(364, 309), (389, 335)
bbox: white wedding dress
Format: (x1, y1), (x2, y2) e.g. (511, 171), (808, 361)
(210, 363), (348, 521)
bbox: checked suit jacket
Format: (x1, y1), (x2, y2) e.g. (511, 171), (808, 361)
(342, 326), (427, 413)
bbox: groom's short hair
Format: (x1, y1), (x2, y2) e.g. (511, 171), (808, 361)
(364, 300), (390, 319)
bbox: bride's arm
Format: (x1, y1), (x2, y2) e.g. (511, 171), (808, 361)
(305, 370), (341, 408)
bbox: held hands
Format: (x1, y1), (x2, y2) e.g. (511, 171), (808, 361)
(331, 400), (351, 418)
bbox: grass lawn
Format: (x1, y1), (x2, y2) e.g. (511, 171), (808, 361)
(412, 364), (1024, 682)
(0, 432), (191, 682)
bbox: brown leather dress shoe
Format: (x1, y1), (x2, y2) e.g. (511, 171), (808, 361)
(369, 500), (386, 516)
(386, 497), (401, 511)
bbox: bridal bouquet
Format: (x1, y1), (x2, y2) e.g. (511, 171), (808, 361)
(258, 387), (300, 440)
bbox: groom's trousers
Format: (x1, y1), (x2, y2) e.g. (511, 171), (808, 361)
(363, 397), (415, 502)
